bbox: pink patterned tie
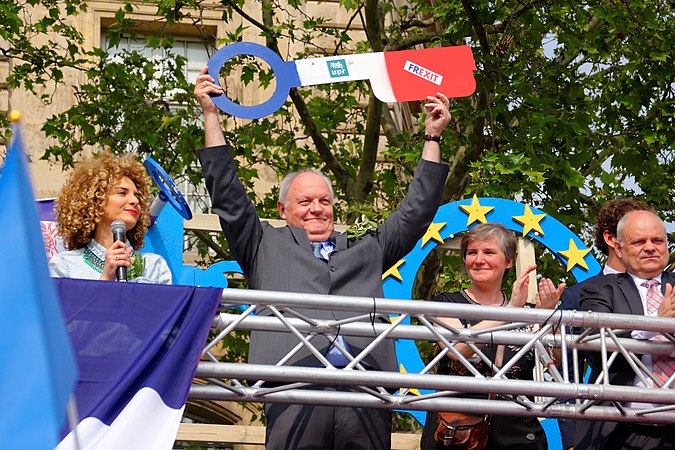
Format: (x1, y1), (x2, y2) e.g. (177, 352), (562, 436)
(642, 279), (675, 385)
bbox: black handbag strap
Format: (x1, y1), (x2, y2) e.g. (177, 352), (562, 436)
(488, 345), (505, 401)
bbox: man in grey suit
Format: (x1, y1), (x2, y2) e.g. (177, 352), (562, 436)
(194, 67), (451, 449)
(578, 210), (675, 450)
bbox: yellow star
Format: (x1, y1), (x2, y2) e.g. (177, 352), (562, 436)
(399, 364), (421, 396)
(421, 222), (447, 246)
(459, 195), (494, 226)
(512, 205), (546, 236)
(558, 239), (591, 271)
(382, 259), (405, 281)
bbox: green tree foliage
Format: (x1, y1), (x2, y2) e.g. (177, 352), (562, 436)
(0, 0), (88, 134)
(3, 0), (674, 292)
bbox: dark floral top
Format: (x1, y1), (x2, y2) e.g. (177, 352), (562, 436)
(419, 290), (548, 450)
(435, 290), (538, 382)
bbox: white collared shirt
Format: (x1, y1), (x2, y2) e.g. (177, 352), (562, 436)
(602, 264), (622, 275)
(627, 272), (663, 408)
(628, 272), (662, 339)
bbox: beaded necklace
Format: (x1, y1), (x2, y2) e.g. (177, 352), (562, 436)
(459, 288), (508, 306)
(83, 246), (104, 273)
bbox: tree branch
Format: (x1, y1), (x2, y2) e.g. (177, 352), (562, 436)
(354, 89), (383, 200)
(389, 32), (444, 51)
(493, 0), (548, 35)
(287, 88), (352, 188)
(581, 146), (614, 178)
(461, 0), (491, 56)
(350, 0), (386, 201)
(223, 0), (272, 35)
(558, 16), (601, 67)
(192, 230), (231, 260)
(364, 0), (385, 52)
(442, 141), (481, 201)
(334, 5), (365, 55)
(258, 1), (351, 188)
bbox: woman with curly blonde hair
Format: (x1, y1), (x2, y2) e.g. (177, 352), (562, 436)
(48, 152), (171, 284)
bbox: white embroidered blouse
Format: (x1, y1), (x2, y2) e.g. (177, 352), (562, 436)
(48, 240), (172, 284)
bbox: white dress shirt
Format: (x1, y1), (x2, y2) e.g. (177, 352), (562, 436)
(627, 272), (663, 408)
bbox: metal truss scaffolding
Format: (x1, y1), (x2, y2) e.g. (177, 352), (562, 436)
(190, 289), (675, 425)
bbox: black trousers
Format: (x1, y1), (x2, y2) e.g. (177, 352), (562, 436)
(264, 385), (392, 450)
(605, 423), (674, 450)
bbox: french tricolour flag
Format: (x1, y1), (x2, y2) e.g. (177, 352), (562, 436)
(54, 279), (221, 450)
(1, 118), (78, 449)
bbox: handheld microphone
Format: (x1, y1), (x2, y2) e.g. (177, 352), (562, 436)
(110, 220), (128, 282)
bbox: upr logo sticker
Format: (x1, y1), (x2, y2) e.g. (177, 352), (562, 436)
(404, 60), (443, 86)
(327, 59), (349, 78)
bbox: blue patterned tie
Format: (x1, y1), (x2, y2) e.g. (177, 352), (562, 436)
(310, 241), (324, 259)
(310, 241), (348, 366)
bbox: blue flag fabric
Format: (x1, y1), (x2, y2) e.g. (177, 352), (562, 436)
(54, 279), (221, 449)
(0, 123), (78, 448)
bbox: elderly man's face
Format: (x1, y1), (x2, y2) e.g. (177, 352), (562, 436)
(616, 211), (669, 279)
(278, 172), (334, 242)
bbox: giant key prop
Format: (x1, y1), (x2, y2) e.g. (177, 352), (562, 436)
(207, 42), (477, 119)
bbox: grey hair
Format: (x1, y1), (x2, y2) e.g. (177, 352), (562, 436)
(616, 210), (666, 246)
(278, 169), (334, 207)
(460, 223), (518, 264)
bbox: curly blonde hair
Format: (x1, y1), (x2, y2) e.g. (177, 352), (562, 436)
(55, 152), (152, 250)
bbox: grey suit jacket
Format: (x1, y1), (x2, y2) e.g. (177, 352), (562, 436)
(576, 271), (675, 448)
(198, 144), (449, 371)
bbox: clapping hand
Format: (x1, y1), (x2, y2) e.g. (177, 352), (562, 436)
(535, 278), (566, 309)
(658, 283), (675, 318)
(509, 264), (536, 308)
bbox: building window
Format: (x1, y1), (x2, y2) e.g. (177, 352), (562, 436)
(102, 32), (212, 213)
(103, 34), (211, 86)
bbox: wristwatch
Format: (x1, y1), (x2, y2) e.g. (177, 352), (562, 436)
(423, 133), (442, 143)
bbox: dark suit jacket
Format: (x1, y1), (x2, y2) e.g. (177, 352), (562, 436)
(198, 144), (449, 372)
(561, 273), (604, 311)
(558, 273), (603, 450)
(575, 271), (675, 449)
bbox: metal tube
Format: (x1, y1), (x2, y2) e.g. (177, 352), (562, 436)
(189, 384), (675, 424)
(194, 363), (675, 406)
(195, 289), (675, 426)
(212, 314), (675, 356)
(216, 289), (675, 333)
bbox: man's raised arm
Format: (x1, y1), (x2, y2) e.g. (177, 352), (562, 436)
(194, 66), (226, 147)
(421, 92), (451, 163)
(193, 66), (263, 276)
